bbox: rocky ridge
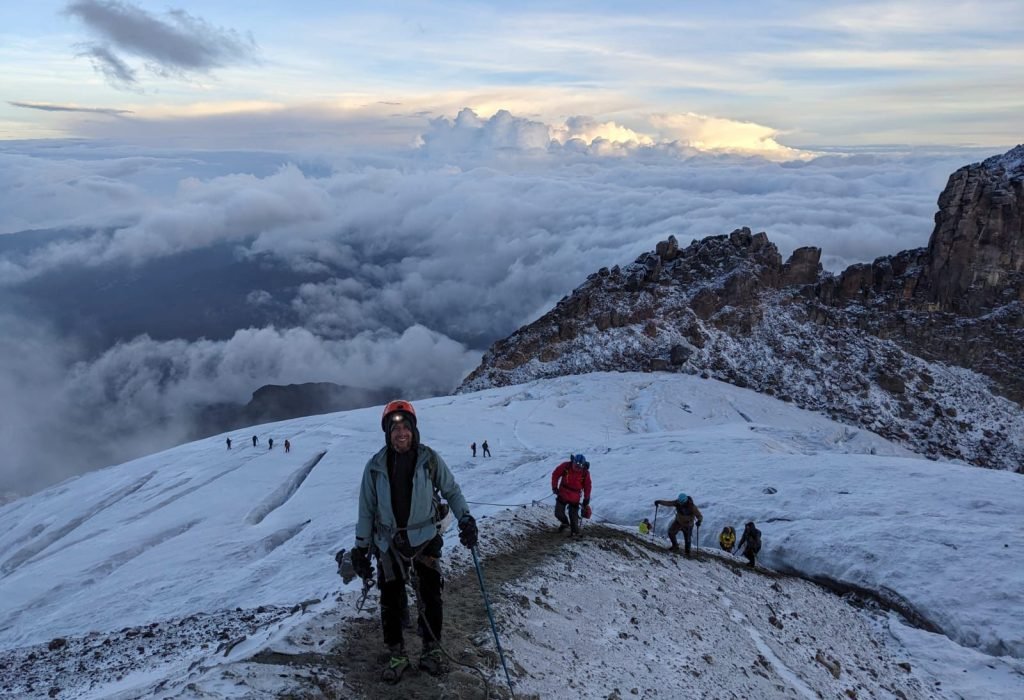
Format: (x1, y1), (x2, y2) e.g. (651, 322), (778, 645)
(461, 146), (1024, 471)
(192, 382), (399, 441)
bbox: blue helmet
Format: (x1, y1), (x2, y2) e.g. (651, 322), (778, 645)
(678, 492), (688, 502)
(573, 453), (587, 465)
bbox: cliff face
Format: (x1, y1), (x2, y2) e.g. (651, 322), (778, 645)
(816, 145), (1024, 406)
(924, 146), (1024, 314)
(460, 146), (1024, 471)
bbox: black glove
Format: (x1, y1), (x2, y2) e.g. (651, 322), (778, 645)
(351, 546), (373, 580)
(552, 488), (559, 495)
(459, 515), (478, 549)
(335, 549), (354, 583)
(582, 498), (590, 507)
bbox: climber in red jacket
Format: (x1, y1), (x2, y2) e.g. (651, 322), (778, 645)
(551, 454), (592, 536)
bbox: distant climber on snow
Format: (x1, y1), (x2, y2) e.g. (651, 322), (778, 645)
(268, 438), (274, 450)
(482, 440), (491, 457)
(348, 399), (477, 684)
(284, 439), (290, 453)
(551, 454), (592, 536)
(252, 435), (258, 447)
(719, 525), (736, 553)
(737, 521), (761, 568)
(471, 442), (476, 457)
(654, 493), (703, 557)
(226, 437), (231, 450)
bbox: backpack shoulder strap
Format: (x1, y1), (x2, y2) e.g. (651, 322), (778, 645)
(421, 445), (439, 487)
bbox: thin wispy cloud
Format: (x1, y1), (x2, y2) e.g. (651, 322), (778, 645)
(76, 42), (138, 87)
(808, 0), (1024, 34)
(0, 2), (1013, 145)
(63, 0), (257, 87)
(9, 101), (133, 116)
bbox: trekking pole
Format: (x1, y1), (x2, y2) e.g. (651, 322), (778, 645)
(471, 546), (515, 695)
(695, 523), (700, 556)
(653, 505), (659, 535)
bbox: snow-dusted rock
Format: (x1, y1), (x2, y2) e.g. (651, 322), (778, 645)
(461, 146), (1024, 471)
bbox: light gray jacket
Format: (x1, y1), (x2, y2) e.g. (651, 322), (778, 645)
(355, 444), (470, 554)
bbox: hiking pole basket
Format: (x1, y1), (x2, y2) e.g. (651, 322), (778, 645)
(471, 546), (515, 695)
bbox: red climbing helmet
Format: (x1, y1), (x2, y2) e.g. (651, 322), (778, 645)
(381, 399), (417, 432)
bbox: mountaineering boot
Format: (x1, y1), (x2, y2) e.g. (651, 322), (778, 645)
(419, 641), (449, 676)
(381, 644), (409, 684)
(668, 544), (680, 553)
(558, 522), (568, 533)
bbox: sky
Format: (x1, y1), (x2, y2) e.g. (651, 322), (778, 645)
(0, 373), (1021, 698)
(1, 0), (1021, 497)
(1, 0), (1022, 147)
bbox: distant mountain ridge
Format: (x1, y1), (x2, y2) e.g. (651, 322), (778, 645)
(461, 145), (1024, 471)
(194, 382), (399, 439)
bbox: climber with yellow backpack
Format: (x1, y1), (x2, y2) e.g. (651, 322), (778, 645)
(719, 525), (736, 553)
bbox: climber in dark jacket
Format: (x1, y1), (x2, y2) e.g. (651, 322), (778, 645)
(737, 521), (762, 567)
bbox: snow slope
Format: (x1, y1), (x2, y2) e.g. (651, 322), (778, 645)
(0, 373), (1022, 698)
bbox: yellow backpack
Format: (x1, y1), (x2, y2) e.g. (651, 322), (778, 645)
(719, 526), (736, 551)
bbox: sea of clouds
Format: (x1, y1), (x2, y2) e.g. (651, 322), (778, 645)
(0, 108), (1003, 493)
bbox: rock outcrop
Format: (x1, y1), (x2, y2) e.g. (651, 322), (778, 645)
(460, 146), (1024, 471)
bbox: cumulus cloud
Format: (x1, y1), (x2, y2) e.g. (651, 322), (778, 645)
(554, 115), (655, 148)
(421, 108), (553, 153)
(64, 324), (477, 413)
(64, 0), (257, 86)
(44, 101), (819, 161)
(0, 321), (478, 494)
(648, 112), (815, 161)
(419, 109), (812, 161)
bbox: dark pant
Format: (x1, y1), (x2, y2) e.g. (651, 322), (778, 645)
(554, 498), (580, 533)
(668, 520), (694, 553)
(378, 535), (444, 648)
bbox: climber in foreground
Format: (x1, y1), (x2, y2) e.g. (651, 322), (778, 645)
(551, 453), (592, 536)
(348, 399), (478, 684)
(653, 493), (703, 557)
